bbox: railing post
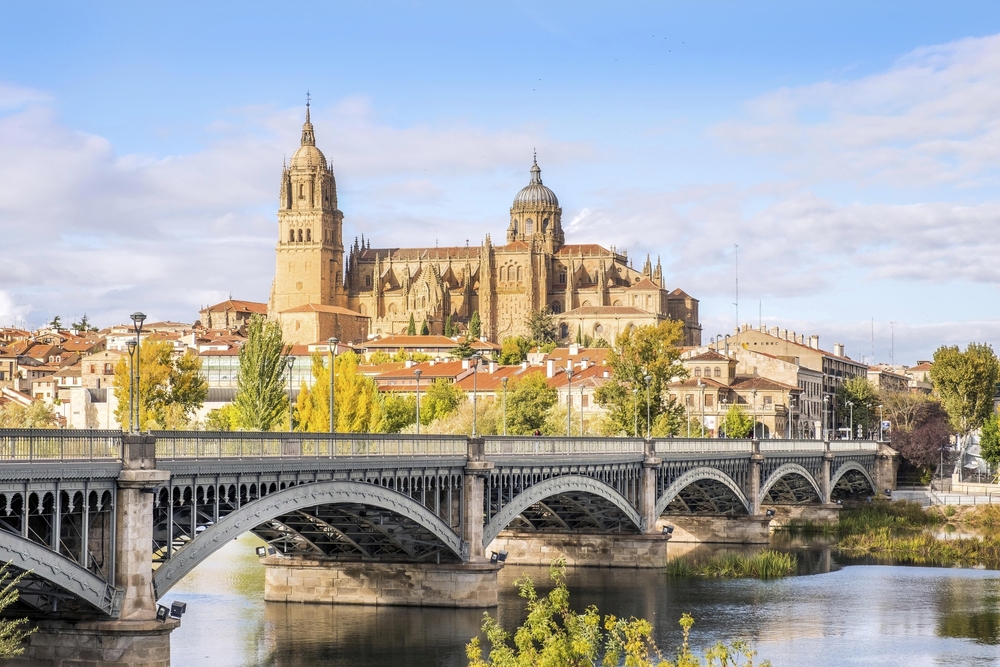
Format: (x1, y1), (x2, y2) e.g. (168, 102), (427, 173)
(463, 436), (493, 561)
(749, 439), (763, 515)
(821, 441), (833, 504)
(640, 438), (660, 532)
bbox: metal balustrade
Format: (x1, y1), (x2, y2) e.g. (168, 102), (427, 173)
(829, 441), (879, 452)
(655, 438), (754, 454)
(154, 431), (468, 459)
(759, 439), (826, 452)
(0, 429), (121, 460)
(483, 436), (644, 456)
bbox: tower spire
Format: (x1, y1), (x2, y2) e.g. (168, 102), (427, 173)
(301, 92), (315, 146)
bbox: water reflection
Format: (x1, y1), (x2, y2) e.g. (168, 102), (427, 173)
(162, 534), (1000, 667)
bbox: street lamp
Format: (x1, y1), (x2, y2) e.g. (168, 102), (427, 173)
(501, 376), (509, 436)
(823, 395), (830, 441)
(414, 369), (423, 435)
(751, 388), (758, 439)
(328, 337), (339, 434)
(698, 379), (705, 438)
(470, 353), (482, 437)
(846, 401), (854, 440)
(130, 311), (146, 432)
(126, 339), (137, 432)
(566, 368), (575, 436)
(878, 404), (884, 441)
(644, 374), (652, 440)
(632, 387), (639, 438)
(579, 381), (585, 436)
(286, 356), (295, 431)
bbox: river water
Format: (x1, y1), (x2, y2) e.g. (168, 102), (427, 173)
(160, 534), (1000, 667)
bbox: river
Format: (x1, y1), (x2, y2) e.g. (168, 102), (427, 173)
(159, 534), (1000, 667)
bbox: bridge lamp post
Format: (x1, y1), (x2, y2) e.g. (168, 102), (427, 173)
(579, 382), (585, 436)
(414, 369), (422, 435)
(846, 401), (854, 440)
(328, 337), (339, 434)
(470, 353), (482, 437)
(286, 356), (295, 431)
(644, 374), (652, 440)
(130, 311), (145, 432)
(632, 387), (639, 437)
(125, 339), (137, 432)
(698, 379), (705, 438)
(878, 404), (884, 441)
(501, 376), (508, 436)
(823, 395), (830, 441)
(751, 388), (758, 439)
(566, 368), (574, 436)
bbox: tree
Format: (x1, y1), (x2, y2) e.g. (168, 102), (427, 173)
(835, 376), (879, 436)
(506, 372), (558, 435)
(368, 350), (393, 365)
(720, 404), (754, 438)
(420, 318), (430, 335)
(168, 351), (208, 423)
(113, 344), (207, 430)
(497, 336), (532, 365)
(888, 399), (953, 469)
(71, 313), (97, 332)
(205, 404), (238, 431)
(469, 311), (482, 341)
(444, 314), (454, 337)
(382, 393), (417, 433)
(0, 562), (35, 658)
(466, 560), (772, 667)
(420, 378), (465, 425)
(526, 307), (557, 345)
(594, 320), (687, 436)
(980, 412), (1000, 470)
(294, 351), (387, 433)
(407, 313), (417, 335)
(931, 343), (1000, 435)
(48, 315), (61, 329)
(576, 324), (583, 345)
(451, 339), (476, 360)
(881, 391), (935, 434)
(232, 315), (291, 431)
(0, 401), (56, 428)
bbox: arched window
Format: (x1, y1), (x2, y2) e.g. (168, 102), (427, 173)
(560, 323), (569, 338)
(704, 367), (711, 377)
(297, 229), (303, 242)
(289, 229), (295, 242)
(359, 304), (367, 316)
(525, 218), (534, 235)
(306, 228), (312, 242)
(714, 367), (722, 378)
(542, 218), (549, 231)
(516, 266), (522, 281)
(299, 184), (305, 199)
(551, 301), (562, 314)
(500, 266), (507, 282)
(594, 323), (604, 336)
(694, 367), (702, 377)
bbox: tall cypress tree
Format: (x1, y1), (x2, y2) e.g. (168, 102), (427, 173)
(469, 311), (481, 340)
(407, 313), (417, 335)
(420, 318), (430, 335)
(444, 314), (453, 337)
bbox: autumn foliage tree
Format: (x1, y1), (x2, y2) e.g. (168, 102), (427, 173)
(931, 343), (1000, 436)
(113, 341), (207, 430)
(294, 351), (387, 433)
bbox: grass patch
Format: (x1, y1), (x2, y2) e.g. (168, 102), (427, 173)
(963, 505), (1000, 530)
(666, 550), (796, 579)
(838, 527), (1000, 567)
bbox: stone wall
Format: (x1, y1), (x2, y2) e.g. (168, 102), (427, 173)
(486, 531), (669, 568)
(8, 619), (176, 667)
(656, 515), (771, 544)
(263, 558), (499, 608)
(760, 504), (841, 529)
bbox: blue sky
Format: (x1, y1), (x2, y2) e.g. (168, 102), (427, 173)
(3, 2), (1000, 364)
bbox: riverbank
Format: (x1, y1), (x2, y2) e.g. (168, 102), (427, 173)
(665, 550), (796, 579)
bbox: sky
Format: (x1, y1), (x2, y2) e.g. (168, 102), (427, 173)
(2, 1), (1000, 365)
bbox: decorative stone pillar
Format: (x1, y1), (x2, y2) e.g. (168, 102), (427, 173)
(875, 443), (900, 492)
(821, 443), (833, 504)
(463, 437), (493, 561)
(640, 439), (660, 533)
(749, 440), (763, 515)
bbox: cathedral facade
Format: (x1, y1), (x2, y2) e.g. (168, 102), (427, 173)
(269, 107), (702, 347)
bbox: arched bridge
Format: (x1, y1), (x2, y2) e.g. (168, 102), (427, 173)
(0, 429), (892, 620)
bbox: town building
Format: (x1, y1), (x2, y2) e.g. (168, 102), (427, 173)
(198, 300), (268, 331)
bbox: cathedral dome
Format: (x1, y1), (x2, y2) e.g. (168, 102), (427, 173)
(289, 144), (327, 169)
(513, 157), (559, 207)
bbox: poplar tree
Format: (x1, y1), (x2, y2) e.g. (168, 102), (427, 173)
(232, 315), (291, 431)
(294, 351), (386, 433)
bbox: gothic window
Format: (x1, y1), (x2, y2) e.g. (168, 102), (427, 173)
(525, 218), (534, 235)
(388, 304), (398, 315)
(714, 367), (722, 378)
(543, 218), (549, 231)
(551, 301), (562, 314)
(560, 273), (567, 284)
(516, 266), (522, 281)
(298, 229), (303, 242)
(365, 275), (372, 287)
(594, 323), (604, 336)
(613, 299), (622, 306)
(289, 229), (295, 243)
(306, 228), (312, 242)
(582, 300), (592, 307)
(500, 266), (507, 282)
(694, 367), (702, 377)
(560, 323), (569, 338)
(299, 184), (305, 199)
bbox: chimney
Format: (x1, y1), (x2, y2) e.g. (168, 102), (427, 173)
(404, 360), (414, 369)
(809, 335), (819, 349)
(462, 359), (470, 370)
(780, 328), (787, 340)
(428, 359), (435, 366)
(521, 361), (528, 370)
(569, 343), (581, 355)
(833, 343), (844, 357)
(488, 361), (497, 373)
(602, 370), (610, 378)
(546, 359), (555, 378)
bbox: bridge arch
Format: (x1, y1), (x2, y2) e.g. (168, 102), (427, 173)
(655, 467), (751, 517)
(482, 475), (642, 547)
(830, 460), (877, 497)
(153, 480), (467, 597)
(759, 463), (823, 505)
(0, 531), (119, 617)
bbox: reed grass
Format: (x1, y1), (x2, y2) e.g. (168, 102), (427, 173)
(665, 550), (796, 579)
(838, 527), (1000, 567)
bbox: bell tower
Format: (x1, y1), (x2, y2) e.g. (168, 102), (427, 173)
(507, 154), (564, 253)
(270, 98), (346, 316)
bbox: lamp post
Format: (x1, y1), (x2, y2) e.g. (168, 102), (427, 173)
(632, 387), (638, 437)
(129, 311), (146, 432)
(579, 382), (585, 436)
(878, 404), (884, 441)
(328, 337), (339, 434)
(126, 339), (137, 432)
(501, 376), (508, 436)
(823, 395), (830, 440)
(698, 379), (705, 438)
(720, 396), (728, 438)
(471, 353), (481, 437)
(566, 368), (574, 436)
(286, 356), (295, 431)
(644, 374), (652, 439)
(414, 369), (423, 435)
(846, 401), (854, 440)
(751, 388), (758, 439)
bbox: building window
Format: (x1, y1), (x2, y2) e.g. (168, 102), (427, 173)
(526, 218), (534, 235)
(299, 184), (305, 199)
(306, 228), (311, 242)
(714, 367), (721, 378)
(764, 396), (773, 406)
(581, 395), (589, 408)
(694, 367), (702, 377)
(104, 363), (113, 374)
(298, 229), (303, 242)
(559, 273), (566, 284)
(289, 229), (295, 242)
(551, 301), (562, 314)
(705, 395), (714, 407)
(516, 266), (522, 281)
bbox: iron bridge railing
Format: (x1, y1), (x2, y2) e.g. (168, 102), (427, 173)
(483, 436), (643, 456)
(154, 431), (468, 459)
(0, 429), (122, 461)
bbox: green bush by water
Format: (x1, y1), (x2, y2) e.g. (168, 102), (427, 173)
(665, 550), (796, 579)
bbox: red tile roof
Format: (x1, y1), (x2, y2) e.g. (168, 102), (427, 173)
(686, 350), (730, 362)
(204, 299), (268, 314)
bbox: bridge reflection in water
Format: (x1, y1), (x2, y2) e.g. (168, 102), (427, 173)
(0, 430), (894, 666)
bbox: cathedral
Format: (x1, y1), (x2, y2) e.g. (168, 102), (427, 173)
(269, 105), (702, 347)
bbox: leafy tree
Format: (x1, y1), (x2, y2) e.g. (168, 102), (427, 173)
(48, 315), (61, 329)
(721, 404), (754, 438)
(467, 559), (771, 667)
(205, 404), (238, 431)
(451, 339), (476, 360)
(368, 350), (393, 365)
(420, 318), (430, 335)
(980, 412), (1000, 470)
(881, 391), (936, 434)
(506, 372), (558, 435)
(0, 562), (35, 658)
(890, 400), (952, 469)
(444, 314), (454, 337)
(113, 344), (207, 430)
(526, 307), (557, 345)
(382, 393), (417, 433)
(469, 311), (482, 341)
(407, 313), (417, 336)
(592, 338), (610, 348)
(497, 336), (532, 365)
(576, 324), (583, 345)
(168, 351), (208, 422)
(420, 378), (465, 425)
(835, 376), (880, 435)
(931, 343), (1000, 435)
(232, 315), (291, 431)
(0, 401), (56, 428)
(71, 313), (97, 332)
(594, 320), (687, 436)
(294, 351), (386, 433)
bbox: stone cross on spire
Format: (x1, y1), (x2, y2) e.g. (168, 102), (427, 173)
(301, 92), (316, 146)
